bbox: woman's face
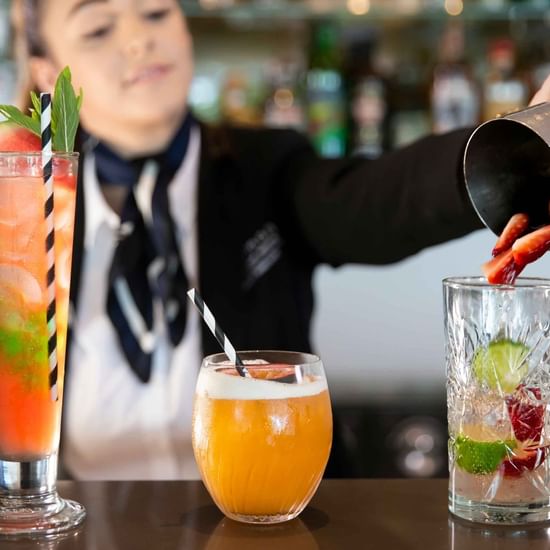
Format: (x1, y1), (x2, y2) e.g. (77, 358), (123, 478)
(35, 0), (194, 151)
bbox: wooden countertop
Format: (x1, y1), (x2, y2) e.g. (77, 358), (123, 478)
(3, 479), (550, 549)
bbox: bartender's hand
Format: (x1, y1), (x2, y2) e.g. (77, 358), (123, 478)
(529, 73), (550, 106)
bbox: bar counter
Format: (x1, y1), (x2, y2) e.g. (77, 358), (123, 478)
(3, 479), (550, 549)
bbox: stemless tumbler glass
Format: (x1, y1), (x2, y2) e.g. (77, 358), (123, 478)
(444, 277), (550, 525)
(0, 152), (85, 536)
(192, 350), (333, 524)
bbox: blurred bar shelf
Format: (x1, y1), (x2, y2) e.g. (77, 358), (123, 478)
(181, 0), (550, 21)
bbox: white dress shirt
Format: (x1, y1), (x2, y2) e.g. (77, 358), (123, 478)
(63, 128), (202, 480)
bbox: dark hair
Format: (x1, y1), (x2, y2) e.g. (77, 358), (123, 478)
(22, 0), (45, 56)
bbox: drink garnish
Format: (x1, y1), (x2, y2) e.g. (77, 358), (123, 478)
(506, 386), (545, 442)
(465, 360), (548, 477)
(482, 212), (550, 284)
(492, 213), (530, 257)
(482, 249), (524, 285)
(454, 435), (514, 475)
(472, 339), (529, 394)
(502, 385), (547, 475)
(511, 225), (550, 267)
(501, 385), (547, 475)
(0, 67), (82, 153)
(0, 127), (41, 152)
(470, 214), (550, 480)
(502, 445), (546, 477)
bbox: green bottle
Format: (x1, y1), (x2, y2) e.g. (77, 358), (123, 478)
(306, 23), (347, 158)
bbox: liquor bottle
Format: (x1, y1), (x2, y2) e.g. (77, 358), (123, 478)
(345, 38), (391, 158)
(431, 22), (480, 134)
(482, 38), (528, 122)
(531, 47), (550, 100)
(263, 58), (306, 131)
(0, 0), (10, 59)
(390, 53), (431, 149)
(219, 70), (262, 127)
(306, 22), (347, 158)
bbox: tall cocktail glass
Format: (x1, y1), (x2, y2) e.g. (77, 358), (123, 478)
(0, 152), (85, 536)
(192, 350), (332, 524)
(444, 276), (550, 524)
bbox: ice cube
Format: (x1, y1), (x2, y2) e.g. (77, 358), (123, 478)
(0, 264), (43, 306)
(450, 385), (513, 441)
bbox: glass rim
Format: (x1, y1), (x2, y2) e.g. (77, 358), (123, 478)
(0, 151), (79, 159)
(202, 350), (321, 367)
(443, 276), (550, 290)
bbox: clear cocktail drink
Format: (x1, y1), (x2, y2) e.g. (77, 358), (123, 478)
(444, 277), (550, 524)
(192, 351), (332, 524)
(0, 152), (85, 535)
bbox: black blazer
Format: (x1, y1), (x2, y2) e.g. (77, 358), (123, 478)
(69, 123), (483, 364)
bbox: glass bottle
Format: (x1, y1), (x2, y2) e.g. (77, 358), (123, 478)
(431, 22), (480, 134)
(306, 22), (347, 158)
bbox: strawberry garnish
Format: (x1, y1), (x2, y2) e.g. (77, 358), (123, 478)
(483, 213), (550, 285)
(52, 157), (77, 190)
(506, 386), (544, 442)
(482, 248), (524, 285)
(502, 445), (546, 477)
(512, 225), (550, 267)
(502, 386), (547, 477)
(0, 126), (41, 152)
(492, 213), (530, 257)
(53, 174), (77, 190)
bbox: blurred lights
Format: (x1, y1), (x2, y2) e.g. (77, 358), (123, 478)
(393, 0), (422, 15)
(415, 433), (435, 453)
(274, 88), (295, 109)
(199, 0), (235, 9)
(347, 0), (370, 16)
(445, 0), (463, 16)
(306, 0), (340, 14)
(387, 416), (446, 478)
(404, 450), (437, 477)
(189, 77), (218, 107)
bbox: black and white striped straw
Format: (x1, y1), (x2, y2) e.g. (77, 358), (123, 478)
(187, 288), (249, 377)
(41, 93), (58, 402)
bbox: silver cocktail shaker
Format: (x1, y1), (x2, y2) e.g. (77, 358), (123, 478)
(463, 102), (550, 235)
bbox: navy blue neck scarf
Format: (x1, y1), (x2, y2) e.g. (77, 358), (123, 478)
(89, 112), (195, 187)
(85, 112), (195, 383)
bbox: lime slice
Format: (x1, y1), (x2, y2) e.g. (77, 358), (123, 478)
(472, 339), (529, 393)
(454, 435), (515, 475)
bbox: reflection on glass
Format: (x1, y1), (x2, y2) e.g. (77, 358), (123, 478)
(204, 517), (320, 550)
(0, 524), (83, 550)
(449, 516), (550, 550)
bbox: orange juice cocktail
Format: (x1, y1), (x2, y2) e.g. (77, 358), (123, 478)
(192, 351), (332, 524)
(0, 152), (85, 536)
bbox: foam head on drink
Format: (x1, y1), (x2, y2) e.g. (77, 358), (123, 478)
(192, 363), (332, 518)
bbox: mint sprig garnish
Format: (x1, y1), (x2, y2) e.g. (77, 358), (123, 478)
(0, 67), (83, 153)
(30, 91), (42, 123)
(52, 68), (83, 152)
(0, 104), (40, 135)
